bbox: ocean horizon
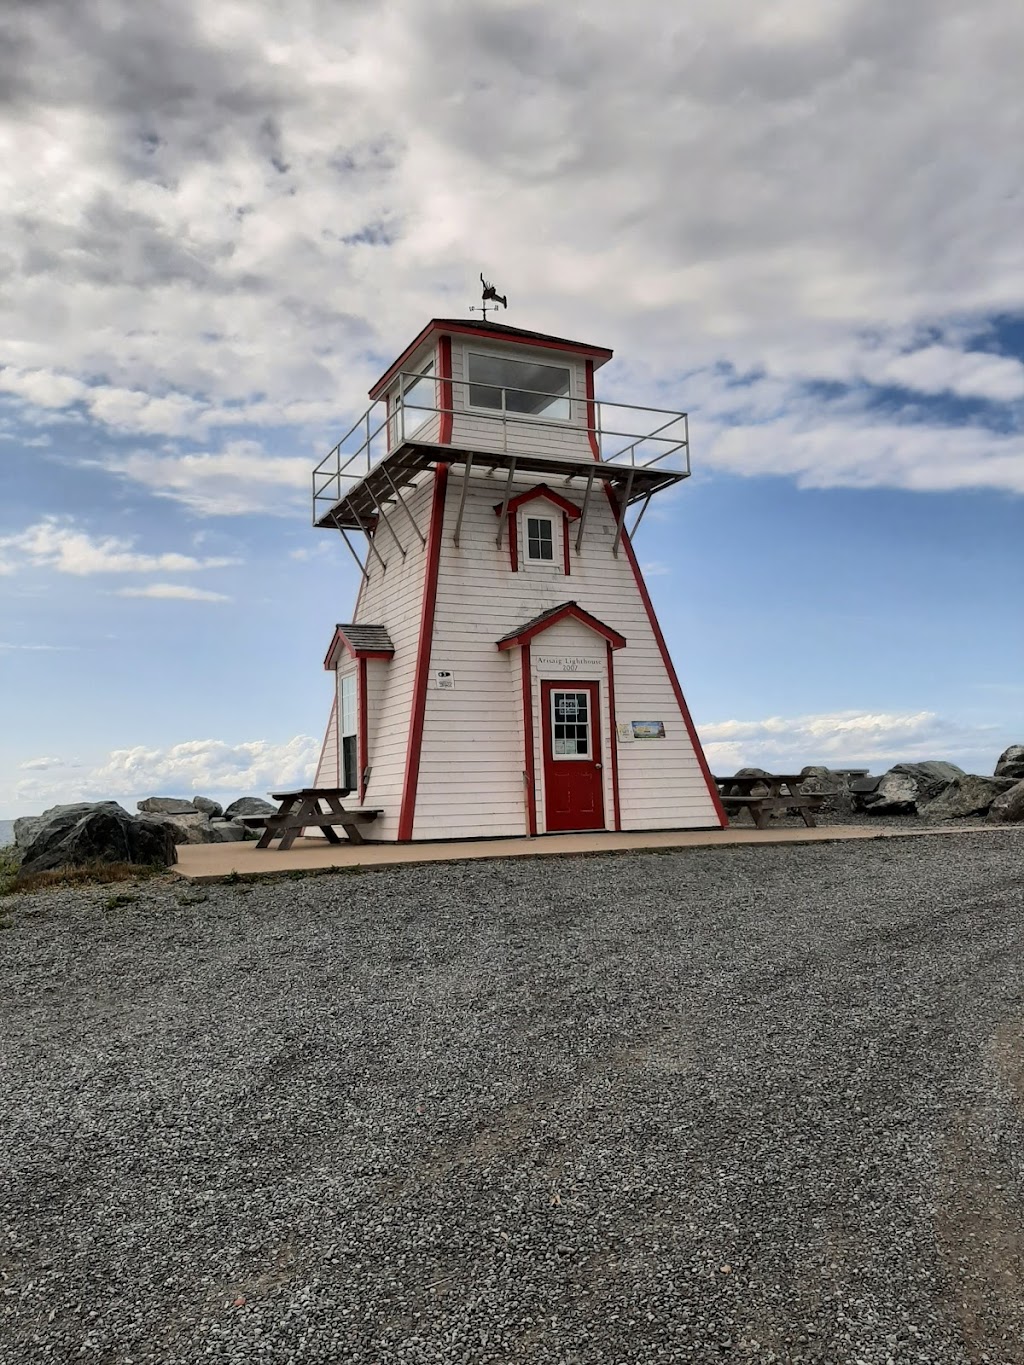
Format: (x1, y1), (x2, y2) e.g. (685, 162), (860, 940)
(0, 820), (15, 848)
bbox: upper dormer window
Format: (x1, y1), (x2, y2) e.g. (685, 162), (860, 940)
(467, 352), (571, 422)
(525, 516), (554, 562)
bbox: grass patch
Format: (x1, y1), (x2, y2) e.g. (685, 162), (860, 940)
(4, 859), (166, 896)
(103, 891), (138, 911)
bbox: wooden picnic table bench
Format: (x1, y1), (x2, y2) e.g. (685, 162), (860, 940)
(255, 788), (382, 850)
(713, 774), (825, 830)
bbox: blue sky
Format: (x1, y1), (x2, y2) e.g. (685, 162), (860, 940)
(1, 0), (1022, 816)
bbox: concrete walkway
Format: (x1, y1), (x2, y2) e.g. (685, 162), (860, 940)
(172, 822), (998, 882)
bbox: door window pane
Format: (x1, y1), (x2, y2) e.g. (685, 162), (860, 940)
(551, 691), (591, 760)
(468, 352), (571, 421)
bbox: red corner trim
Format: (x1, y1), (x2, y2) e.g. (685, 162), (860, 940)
(358, 657), (368, 804)
(521, 640), (537, 836)
(562, 511), (571, 576)
(438, 335), (453, 444)
(509, 511), (519, 572)
(497, 601), (626, 652)
(585, 359), (601, 460)
(492, 483), (581, 521)
(398, 463), (449, 840)
(606, 640), (622, 832)
(603, 487), (728, 827)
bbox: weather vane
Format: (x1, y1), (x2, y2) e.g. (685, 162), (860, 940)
(470, 273), (508, 322)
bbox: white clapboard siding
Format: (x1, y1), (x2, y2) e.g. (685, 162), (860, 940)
(348, 472), (436, 840)
(406, 467), (718, 838)
(314, 696), (339, 788)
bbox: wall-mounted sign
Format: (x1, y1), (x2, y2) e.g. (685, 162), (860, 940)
(433, 670), (455, 689)
(535, 654), (603, 675)
(616, 722), (634, 743)
(631, 720), (666, 739)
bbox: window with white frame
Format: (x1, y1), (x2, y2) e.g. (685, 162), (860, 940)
(525, 515), (555, 562)
(339, 673), (358, 791)
(467, 351), (571, 421)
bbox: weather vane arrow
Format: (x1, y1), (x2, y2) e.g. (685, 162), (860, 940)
(470, 273), (508, 322)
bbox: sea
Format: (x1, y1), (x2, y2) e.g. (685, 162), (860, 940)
(0, 820), (15, 848)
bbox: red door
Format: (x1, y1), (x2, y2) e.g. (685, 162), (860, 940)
(541, 681), (605, 833)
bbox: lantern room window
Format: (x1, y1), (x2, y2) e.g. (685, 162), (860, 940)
(525, 516), (554, 562)
(467, 352), (571, 421)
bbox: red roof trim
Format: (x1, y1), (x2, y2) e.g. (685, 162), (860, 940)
(370, 319), (612, 399)
(497, 602), (626, 652)
(492, 483), (581, 521)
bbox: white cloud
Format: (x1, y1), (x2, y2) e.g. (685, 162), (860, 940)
(0, 518), (238, 576)
(0, 642), (74, 652)
(97, 444), (311, 515)
(19, 756), (79, 771)
(115, 583), (231, 602)
(14, 735), (320, 808)
(700, 708), (1003, 773)
(0, 0), (1021, 500)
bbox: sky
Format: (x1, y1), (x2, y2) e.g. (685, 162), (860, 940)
(1, 0), (1022, 817)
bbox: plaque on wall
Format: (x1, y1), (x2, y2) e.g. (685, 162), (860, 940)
(631, 720), (666, 739)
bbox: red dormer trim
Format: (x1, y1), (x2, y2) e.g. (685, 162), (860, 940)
(497, 602), (626, 652)
(493, 485), (580, 573)
(492, 483), (582, 521)
(369, 319), (613, 400)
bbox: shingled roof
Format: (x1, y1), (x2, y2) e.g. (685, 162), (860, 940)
(324, 623), (395, 668)
(496, 602), (626, 651)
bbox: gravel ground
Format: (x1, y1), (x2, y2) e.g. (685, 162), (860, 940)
(2, 829), (1024, 1365)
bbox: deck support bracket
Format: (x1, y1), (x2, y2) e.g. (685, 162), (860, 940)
(575, 467), (596, 555)
(368, 483), (408, 559)
(330, 514), (369, 581)
(453, 454), (475, 547)
(611, 469), (635, 558)
(628, 490), (653, 542)
(344, 496), (388, 574)
(381, 463), (426, 547)
(494, 457), (518, 548)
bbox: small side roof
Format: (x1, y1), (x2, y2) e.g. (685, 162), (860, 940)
(324, 623), (395, 669)
(369, 317), (614, 399)
(496, 601), (626, 652)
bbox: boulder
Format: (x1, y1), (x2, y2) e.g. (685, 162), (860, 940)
(797, 766), (856, 815)
(208, 819), (248, 843)
(19, 804), (176, 875)
(994, 745), (1024, 783)
(15, 802), (124, 850)
(224, 797), (277, 819)
(136, 811), (214, 845)
(987, 780), (1024, 825)
(193, 796), (223, 818)
(920, 775), (1017, 822)
(860, 762), (965, 815)
(137, 797), (198, 815)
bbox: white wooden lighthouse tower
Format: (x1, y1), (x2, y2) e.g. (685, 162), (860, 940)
(312, 313), (726, 840)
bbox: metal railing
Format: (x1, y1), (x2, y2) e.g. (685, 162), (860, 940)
(312, 370), (690, 525)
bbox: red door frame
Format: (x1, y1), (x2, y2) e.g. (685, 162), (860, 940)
(540, 680), (606, 833)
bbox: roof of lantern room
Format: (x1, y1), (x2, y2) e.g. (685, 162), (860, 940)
(368, 318), (614, 399)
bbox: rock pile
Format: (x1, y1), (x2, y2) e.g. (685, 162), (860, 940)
(774, 746), (1024, 823)
(11, 795), (280, 876)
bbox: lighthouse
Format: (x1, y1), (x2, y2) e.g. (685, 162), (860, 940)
(311, 312), (726, 841)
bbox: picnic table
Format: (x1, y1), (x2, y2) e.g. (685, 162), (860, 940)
(713, 773), (825, 829)
(255, 788), (382, 850)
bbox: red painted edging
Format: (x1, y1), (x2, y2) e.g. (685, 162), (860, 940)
(509, 512), (519, 572)
(497, 600), (626, 652)
(358, 658), (368, 804)
(585, 360), (601, 460)
(562, 511), (571, 577)
(603, 487), (729, 828)
(521, 641), (537, 836)
(398, 463), (449, 840)
(438, 336), (453, 444)
(606, 640), (622, 832)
